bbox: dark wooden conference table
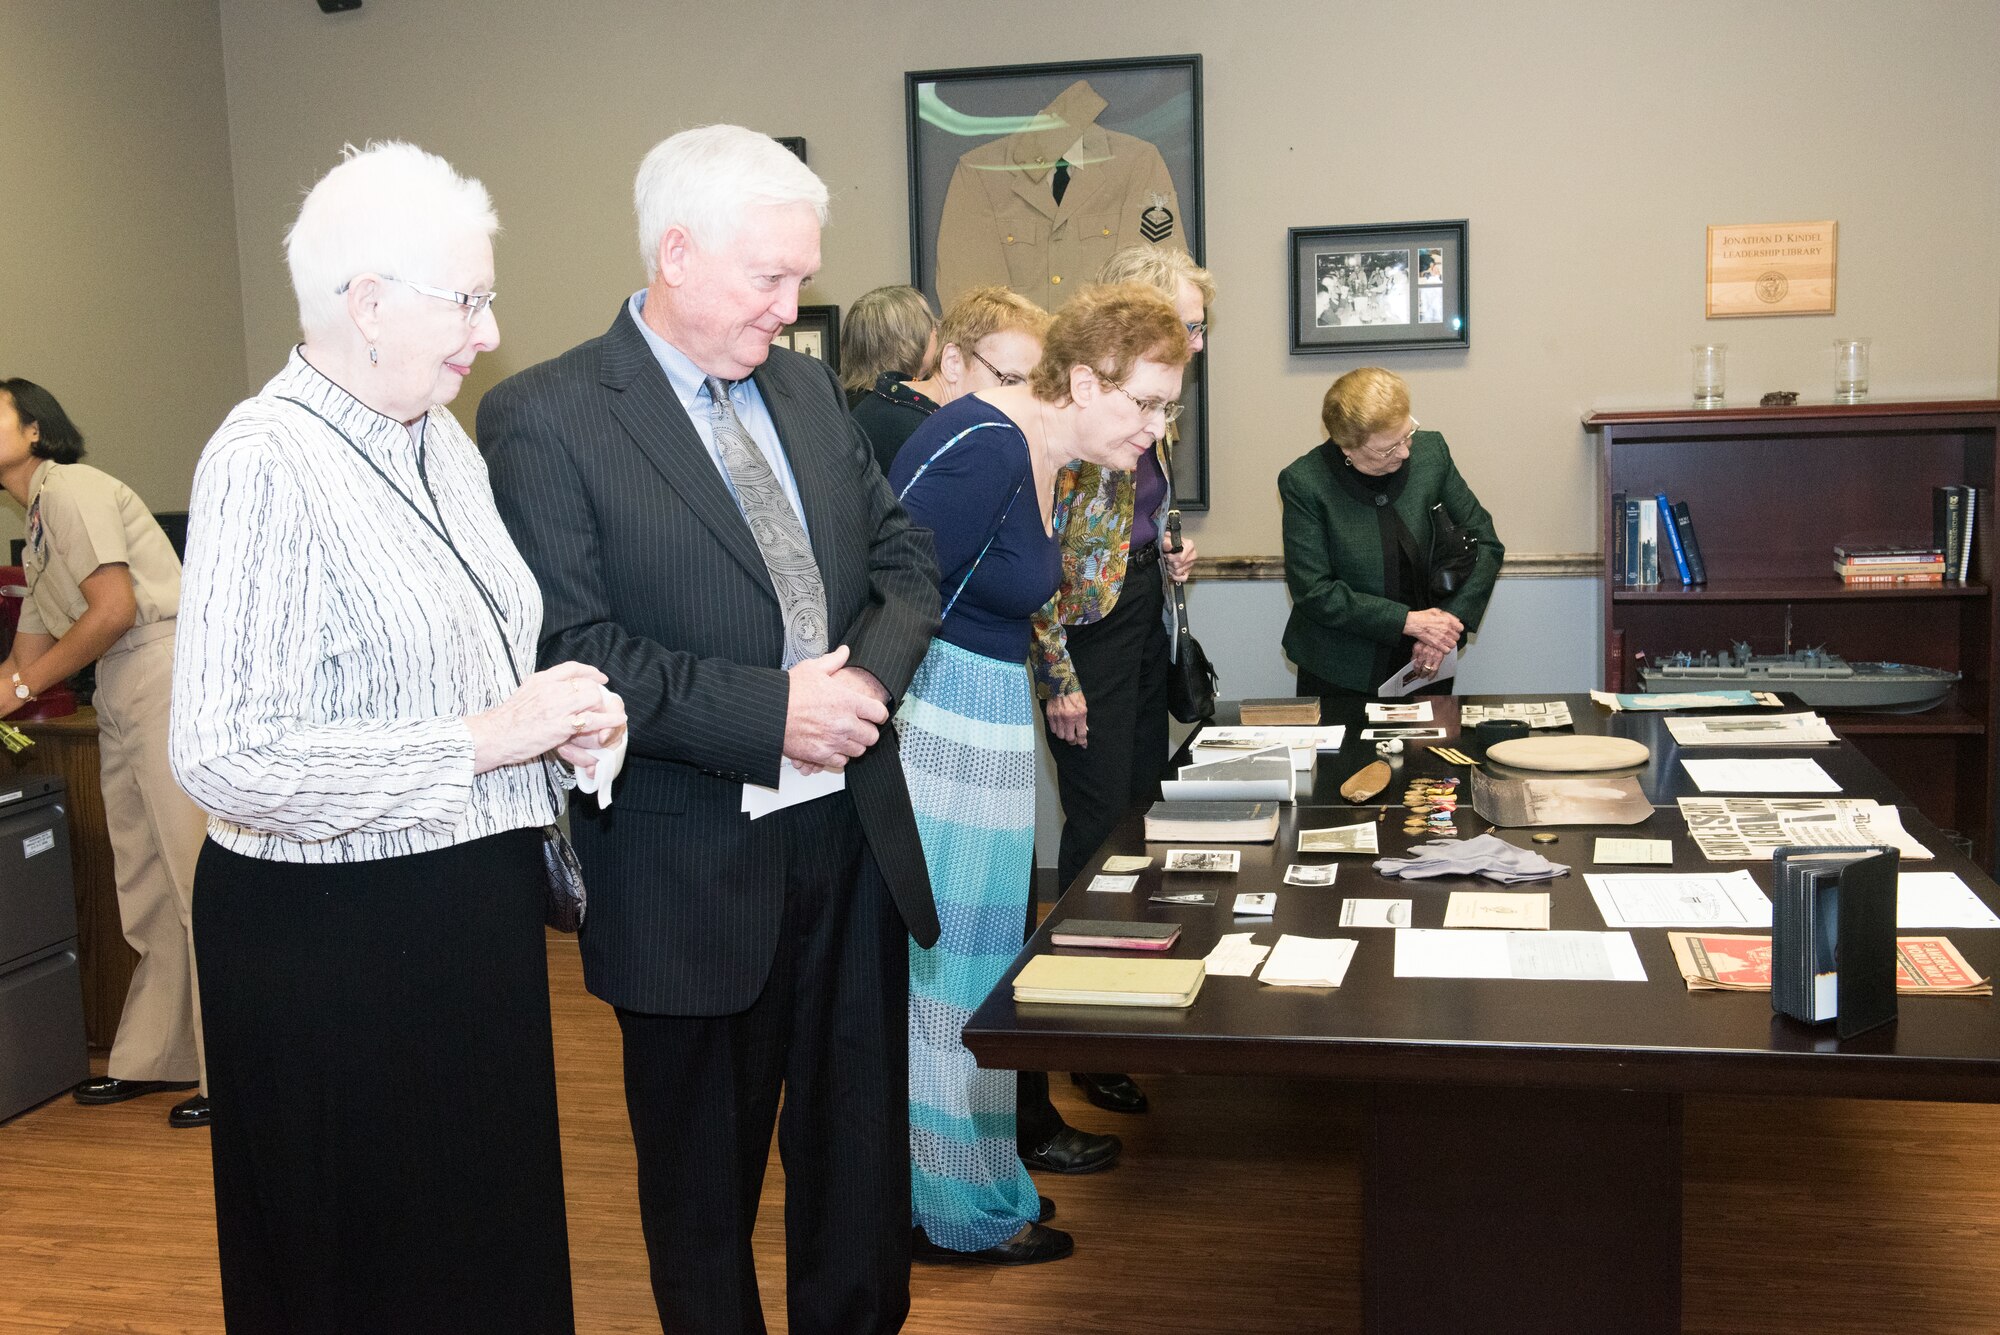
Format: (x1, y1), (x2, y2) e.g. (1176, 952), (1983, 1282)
(964, 694), (2000, 1334)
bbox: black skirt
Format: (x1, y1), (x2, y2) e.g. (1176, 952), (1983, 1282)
(193, 828), (574, 1334)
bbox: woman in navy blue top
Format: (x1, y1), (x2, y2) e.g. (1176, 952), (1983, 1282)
(889, 283), (1192, 1267)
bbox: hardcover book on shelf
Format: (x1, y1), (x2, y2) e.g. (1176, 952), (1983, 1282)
(1622, 497), (1641, 588)
(1143, 800), (1281, 844)
(1670, 501), (1707, 585)
(1610, 491), (1627, 589)
(1834, 550), (1943, 562)
(1931, 483), (1965, 576)
(1656, 492), (1694, 586)
(1637, 498), (1660, 588)
(1836, 567), (1945, 585)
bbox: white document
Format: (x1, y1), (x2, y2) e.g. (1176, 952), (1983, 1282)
(742, 760), (846, 819)
(1593, 837), (1674, 865)
(1258, 934), (1358, 987)
(1897, 872), (2000, 928)
(1583, 870), (1771, 928)
(1680, 758), (1840, 793)
(1203, 931), (1272, 978)
(1086, 874), (1138, 894)
(1664, 712), (1839, 747)
(1459, 701), (1574, 729)
(1394, 929), (1647, 981)
(1340, 898), (1413, 928)
(1378, 647), (1459, 699)
(1366, 701), (1434, 722)
(1444, 892), (1551, 930)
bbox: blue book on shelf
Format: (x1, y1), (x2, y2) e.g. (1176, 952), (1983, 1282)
(1657, 492), (1694, 586)
(1623, 499), (1641, 587)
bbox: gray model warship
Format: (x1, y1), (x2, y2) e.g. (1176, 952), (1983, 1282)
(1641, 643), (1957, 712)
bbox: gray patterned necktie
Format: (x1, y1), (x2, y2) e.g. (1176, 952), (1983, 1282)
(704, 377), (827, 666)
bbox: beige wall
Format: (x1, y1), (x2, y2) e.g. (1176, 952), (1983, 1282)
(30, 1), (1998, 564)
(1, 0), (244, 547)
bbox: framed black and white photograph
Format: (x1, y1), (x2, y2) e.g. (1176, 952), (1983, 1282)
(1290, 220), (1468, 353)
(905, 54), (1211, 507)
(776, 303), (839, 374)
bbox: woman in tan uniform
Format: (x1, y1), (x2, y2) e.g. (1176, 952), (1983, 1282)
(0, 378), (209, 1128)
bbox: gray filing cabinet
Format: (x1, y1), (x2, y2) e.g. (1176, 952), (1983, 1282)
(0, 775), (89, 1121)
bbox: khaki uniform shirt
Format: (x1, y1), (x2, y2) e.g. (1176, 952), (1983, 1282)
(18, 460), (180, 641)
(935, 79), (1188, 311)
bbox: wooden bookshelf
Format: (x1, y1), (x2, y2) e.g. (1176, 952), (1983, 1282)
(1588, 399), (2000, 866)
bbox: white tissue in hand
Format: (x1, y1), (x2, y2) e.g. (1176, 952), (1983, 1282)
(573, 686), (627, 805)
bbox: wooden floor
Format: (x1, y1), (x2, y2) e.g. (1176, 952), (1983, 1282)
(5, 933), (2000, 1333)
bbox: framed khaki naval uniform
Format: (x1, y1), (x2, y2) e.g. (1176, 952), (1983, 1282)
(933, 80), (1187, 312)
(905, 54), (1214, 507)
(16, 460), (206, 1088)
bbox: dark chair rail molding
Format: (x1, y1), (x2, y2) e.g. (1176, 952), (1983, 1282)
(1190, 552), (1600, 581)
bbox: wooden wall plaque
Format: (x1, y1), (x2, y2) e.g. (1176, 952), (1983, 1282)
(1705, 220), (1837, 317)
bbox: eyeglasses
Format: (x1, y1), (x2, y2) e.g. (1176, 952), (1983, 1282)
(1103, 377), (1185, 425)
(1362, 420), (1419, 455)
(1184, 320), (1207, 339)
(965, 345), (1027, 387)
(337, 275), (497, 323)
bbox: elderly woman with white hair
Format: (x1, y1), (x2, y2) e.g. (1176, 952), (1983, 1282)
(171, 142), (622, 1333)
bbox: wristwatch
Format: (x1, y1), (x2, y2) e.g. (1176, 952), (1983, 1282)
(10, 673), (31, 702)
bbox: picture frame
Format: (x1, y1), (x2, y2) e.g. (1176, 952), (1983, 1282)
(1289, 220), (1469, 354)
(776, 303), (839, 374)
(905, 54), (1210, 507)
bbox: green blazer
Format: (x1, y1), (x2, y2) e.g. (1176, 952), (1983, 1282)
(1278, 431), (1504, 693)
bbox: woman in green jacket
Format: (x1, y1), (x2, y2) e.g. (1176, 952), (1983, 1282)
(1279, 367), (1503, 697)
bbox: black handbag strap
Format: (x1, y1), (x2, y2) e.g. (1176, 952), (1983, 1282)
(278, 396), (565, 807)
(896, 418), (1027, 621)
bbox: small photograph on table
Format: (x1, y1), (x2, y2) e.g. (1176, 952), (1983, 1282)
(1360, 726), (1447, 740)
(1163, 849), (1242, 874)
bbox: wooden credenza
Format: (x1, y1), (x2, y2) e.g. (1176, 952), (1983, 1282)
(5, 708), (134, 1048)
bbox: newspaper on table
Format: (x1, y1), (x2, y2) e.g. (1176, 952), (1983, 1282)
(1663, 712), (1839, 746)
(1675, 796), (1932, 862)
(1667, 931), (1990, 995)
(1459, 701), (1574, 729)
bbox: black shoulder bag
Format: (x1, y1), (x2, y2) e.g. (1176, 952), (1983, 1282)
(1164, 505), (1218, 723)
(1427, 501), (1481, 599)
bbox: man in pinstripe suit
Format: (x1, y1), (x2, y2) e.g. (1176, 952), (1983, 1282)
(480, 126), (941, 1335)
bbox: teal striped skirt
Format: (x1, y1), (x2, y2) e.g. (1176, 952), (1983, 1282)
(897, 638), (1040, 1251)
